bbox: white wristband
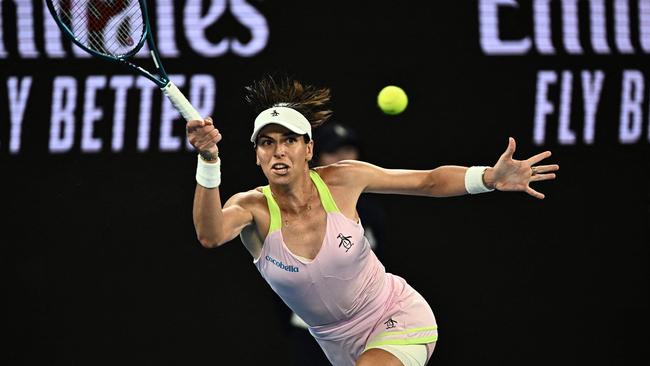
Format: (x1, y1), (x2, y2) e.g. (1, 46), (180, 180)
(465, 166), (494, 194)
(196, 155), (221, 188)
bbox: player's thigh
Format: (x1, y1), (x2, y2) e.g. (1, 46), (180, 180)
(356, 348), (403, 366)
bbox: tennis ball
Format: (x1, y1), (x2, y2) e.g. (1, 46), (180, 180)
(377, 85), (408, 115)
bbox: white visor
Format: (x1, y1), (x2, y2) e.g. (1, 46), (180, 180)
(251, 106), (312, 143)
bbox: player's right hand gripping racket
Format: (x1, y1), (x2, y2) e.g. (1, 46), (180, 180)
(45, 0), (202, 122)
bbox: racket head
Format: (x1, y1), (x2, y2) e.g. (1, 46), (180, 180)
(45, 0), (149, 61)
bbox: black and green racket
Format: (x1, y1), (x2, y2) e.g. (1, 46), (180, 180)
(45, 0), (202, 122)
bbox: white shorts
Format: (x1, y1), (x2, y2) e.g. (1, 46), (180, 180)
(372, 344), (431, 366)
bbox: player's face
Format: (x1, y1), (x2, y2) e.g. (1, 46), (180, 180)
(255, 124), (313, 184)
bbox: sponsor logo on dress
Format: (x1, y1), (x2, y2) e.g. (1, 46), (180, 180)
(265, 255), (299, 272)
(384, 318), (398, 329)
(337, 233), (353, 252)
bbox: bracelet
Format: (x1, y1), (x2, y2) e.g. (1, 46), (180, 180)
(196, 154), (221, 188)
(464, 166), (494, 194)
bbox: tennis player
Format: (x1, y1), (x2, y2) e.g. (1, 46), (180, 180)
(186, 75), (559, 366)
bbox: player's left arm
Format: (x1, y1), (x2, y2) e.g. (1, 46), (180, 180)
(333, 160), (468, 197)
(334, 137), (559, 199)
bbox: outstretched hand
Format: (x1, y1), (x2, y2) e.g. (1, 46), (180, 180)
(487, 137), (559, 199)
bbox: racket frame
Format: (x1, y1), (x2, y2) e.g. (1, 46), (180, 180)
(45, 0), (201, 121)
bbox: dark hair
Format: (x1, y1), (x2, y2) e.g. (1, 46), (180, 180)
(244, 73), (333, 130)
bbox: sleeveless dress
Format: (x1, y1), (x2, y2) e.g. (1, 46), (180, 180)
(253, 170), (438, 366)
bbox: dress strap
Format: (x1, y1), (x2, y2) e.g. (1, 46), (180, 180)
(261, 185), (282, 233)
(309, 170), (340, 213)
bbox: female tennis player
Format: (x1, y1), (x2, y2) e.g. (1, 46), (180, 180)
(186, 75), (559, 366)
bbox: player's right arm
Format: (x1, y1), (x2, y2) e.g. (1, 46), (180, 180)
(187, 117), (254, 248)
(193, 189), (254, 248)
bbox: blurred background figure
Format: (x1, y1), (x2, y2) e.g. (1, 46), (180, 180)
(283, 122), (389, 365)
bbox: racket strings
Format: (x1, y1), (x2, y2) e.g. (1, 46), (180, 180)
(51, 0), (145, 57)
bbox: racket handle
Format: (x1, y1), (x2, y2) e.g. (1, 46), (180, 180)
(161, 81), (202, 122)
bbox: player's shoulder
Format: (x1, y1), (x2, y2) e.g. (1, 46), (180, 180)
(315, 159), (376, 175)
(226, 187), (266, 208)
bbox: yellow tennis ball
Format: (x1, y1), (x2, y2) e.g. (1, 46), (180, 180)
(377, 85), (408, 115)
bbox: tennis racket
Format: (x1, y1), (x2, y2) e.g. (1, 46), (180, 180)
(45, 0), (202, 122)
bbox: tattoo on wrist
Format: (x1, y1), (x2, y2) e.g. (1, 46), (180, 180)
(199, 150), (218, 162)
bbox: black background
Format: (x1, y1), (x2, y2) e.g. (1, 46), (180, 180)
(2, 1), (648, 365)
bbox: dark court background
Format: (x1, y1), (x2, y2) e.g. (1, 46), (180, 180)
(2, 1), (648, 365)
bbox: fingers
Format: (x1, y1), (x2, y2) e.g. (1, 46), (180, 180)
(528, 150), (553, 165)
(193, 129), (222, 151)
(525, 186), (545, 199)
(186, 119), (204, 132)
(527, 165), (557, 198)
(193, 136), (221, 152)
(209, 129), (222, 144)
(531, 164), (560, 174)
(530, 172), (556, 182)
(186, 117), (214, 133)
(502, 137), (516, 159)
